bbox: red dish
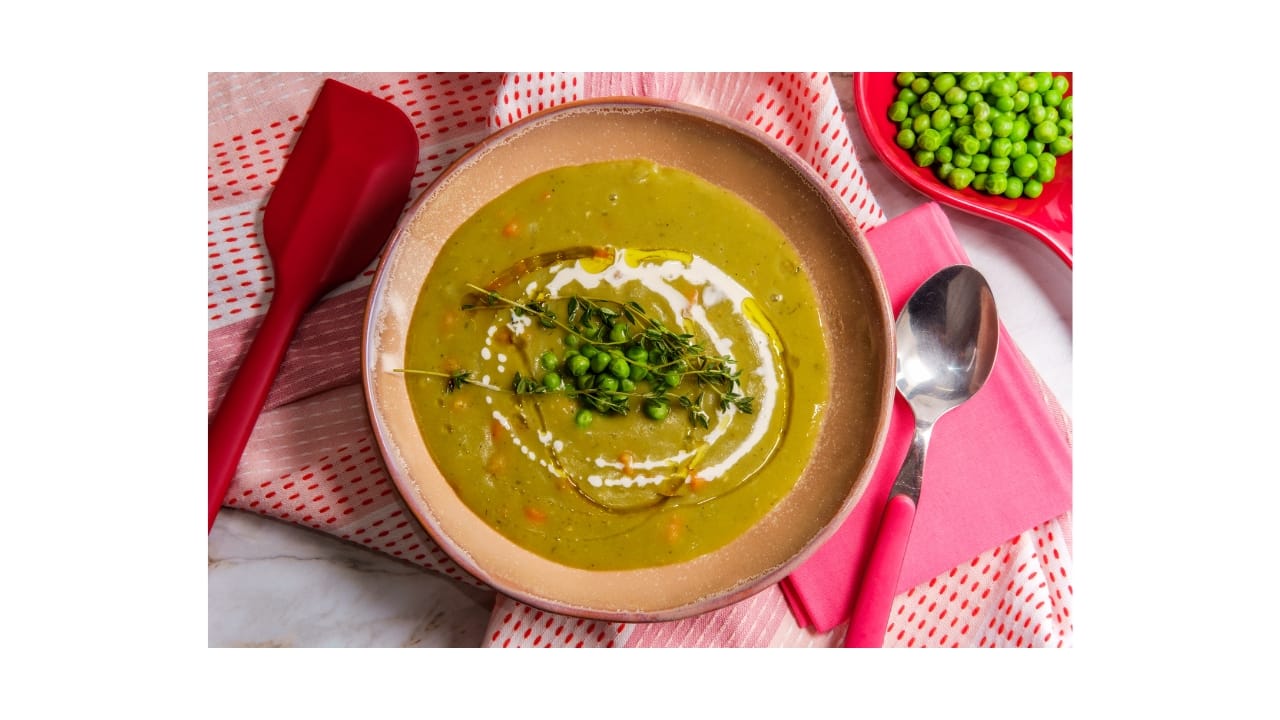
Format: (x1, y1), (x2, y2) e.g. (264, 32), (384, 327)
(852, 72), (1073, 268)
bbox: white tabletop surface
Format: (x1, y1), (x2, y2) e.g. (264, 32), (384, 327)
(207, 72), (1073, 648)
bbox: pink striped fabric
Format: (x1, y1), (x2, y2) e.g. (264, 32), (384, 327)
(208, 72), (1072, 647)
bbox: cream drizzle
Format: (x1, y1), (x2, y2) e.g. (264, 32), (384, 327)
(477, 249), (781, 491)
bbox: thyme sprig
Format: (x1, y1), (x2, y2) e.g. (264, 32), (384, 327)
(407, 286), (755, 429)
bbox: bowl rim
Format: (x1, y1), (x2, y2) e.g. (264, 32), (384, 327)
(361, 96), (895, 622)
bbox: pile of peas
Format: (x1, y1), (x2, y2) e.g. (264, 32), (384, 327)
(888, 72), (1072, 199)
(532, 321), (686, 429)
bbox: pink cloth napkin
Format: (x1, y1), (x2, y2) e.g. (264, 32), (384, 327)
(780, 202), (1074, 633)
(209, 72), (1073, 647)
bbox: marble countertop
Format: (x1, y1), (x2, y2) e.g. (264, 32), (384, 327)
(207, 72), (1073, 648)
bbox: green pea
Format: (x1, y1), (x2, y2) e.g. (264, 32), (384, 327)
(1036, 154), (1057, 183)
(960, 72), (983, 92)
(936, 162), (955, 181)
(931, 108), (951, 131)
(642, 399), (670, 421)
(608, 357), (631, 379)
(1033, 72), (1053, 93)
(910, 77), (931, 94)
(947, 167), (976, 190)
(607, 323), (628, 343)
(619, 378), (636, 393)
(1044, 106), (1059, 124)
(919, 91), (942, 112)
(944, 86), (968, 105)
(972, 101), (991, 122)
(933, 73), (957, 94)
(663, 372), (682, 388)
(917, 128), (942, 151)
(896, 72), (916, 87)
(1033, 121), (1058, 143)
(1010, 117), (1030, 141)
(1012, 90), (1030, 113)
(564, 334), (580, 349)
(1012, 154), (1038, 179)
(1057, 118), (1073, 137)
(596, 375), (618, 393)
(1026, 140), (1045, 156)
(897, 87), (919, 105)
(959, 135), (980, 155)
(912, 113), (931, 133)
(1049, 136), (1072, 155)
(1017, 76), (1039, 93)
(1023, 178), (1044, 199)
(575, 373), (595, 390)
(953, 151), (971, 168)
(542, 372), (563, 391)
(539, 351), (558, 371)
(1044, 89), (1063, 107)
(574, 409), (593, 428)
(630, 365), (649, 382)
(972, 120), (992, 140)
(896, 128), (916, 150)
(568, 354), (591, 377)
(582, 324), (601, 341)
(990, 137), (1012, 158)
(990, 77), (1016, 98)
(1052, 75), (1069, 94)
(1010, 140), (1027, 158)
(985, 172), (1008, 195)
(1060, 96), (1072, 119)
(935, 145), (954, 164)
(988, 156), (1011, 174)
(590, 352), (610, 374)
(994, 95), (1014, 113)
(992, 115), (1014, 138)
(970, 153), (990, 172)
(888, 101), (909, 122)
(972, 173), (988, 192)
(949, 102), (969, 119)
(1003, 176), (1024, 199)
(1028, 104), (1047, 125)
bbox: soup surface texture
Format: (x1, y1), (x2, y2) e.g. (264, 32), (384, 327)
(403, 159), (829, 570)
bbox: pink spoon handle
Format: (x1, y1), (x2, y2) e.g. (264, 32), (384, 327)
(844, 492), (917, 647)
(207, 288), (309, 531)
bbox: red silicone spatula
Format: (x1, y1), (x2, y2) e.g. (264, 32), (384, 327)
(208, 78), (418, 531)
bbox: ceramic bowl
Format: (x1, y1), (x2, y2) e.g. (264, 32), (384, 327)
(362, 99), (894, 621)
(852, 72), (1073, 266)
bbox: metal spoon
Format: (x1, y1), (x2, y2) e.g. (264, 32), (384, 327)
(844, 264), (999, 647)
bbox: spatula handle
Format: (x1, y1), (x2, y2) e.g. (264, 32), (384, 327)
(844, 492), (917, 647)
(208, 290), (308, 531)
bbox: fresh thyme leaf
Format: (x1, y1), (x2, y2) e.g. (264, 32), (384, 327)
(446, 370), (473, 393)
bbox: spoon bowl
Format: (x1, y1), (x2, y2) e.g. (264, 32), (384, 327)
(895, 265), (999, 422)
(845, 264), (998, 647)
